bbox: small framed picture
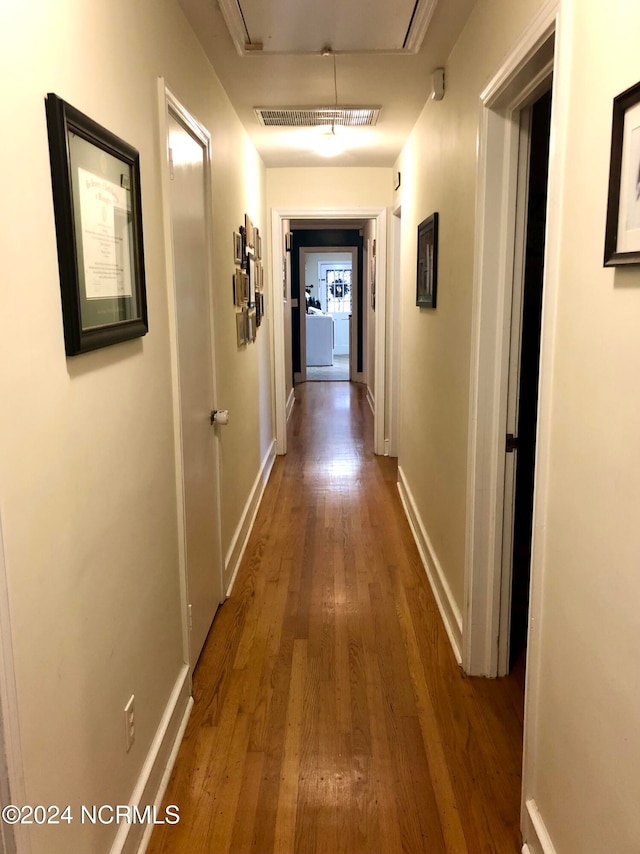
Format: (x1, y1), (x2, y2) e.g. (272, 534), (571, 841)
(233, 232), (243, 265)
(371, 254), (376, 311)
(282, 256), (287, 300)
(245, 214), (254, 249)
(247, 252), (256, 306)
(236, 310), (247, 347)
(604, 79), (640, 265)
(416, 212), (439, 308)
(247, 309), (256, 342)
(255, 291), (262, 328)
(239, 225), (247, 269)
(233, 271), (245, 305)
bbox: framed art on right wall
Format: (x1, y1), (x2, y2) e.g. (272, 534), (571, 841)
(604, 79), (640, 266)
(416, 212), (439, 307)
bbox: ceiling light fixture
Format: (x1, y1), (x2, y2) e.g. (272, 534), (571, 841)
(313, 47), (344, 158)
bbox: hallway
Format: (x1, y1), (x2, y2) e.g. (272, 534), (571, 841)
(149, 382), (524, 854)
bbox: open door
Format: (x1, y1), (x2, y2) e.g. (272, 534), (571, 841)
(500, 88), (552, 673)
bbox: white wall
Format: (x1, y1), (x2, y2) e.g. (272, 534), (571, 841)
(0, 1), (270, 851)
(395, 0), (640, 850)
(522, 2), (640, 852)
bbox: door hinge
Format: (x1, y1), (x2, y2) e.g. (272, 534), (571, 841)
(506, 433), (519, 453)
(168, 147), (174, 181)
(188, 603), (192, 630)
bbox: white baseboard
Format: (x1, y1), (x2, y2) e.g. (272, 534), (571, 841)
(224, 440), (276, 596)
(397, 466), (463, 664)
(110, 665), (192, 854)
(366, 386), (375, 416)
(522, 798), (557, 854)
(286, 387), (295, 422)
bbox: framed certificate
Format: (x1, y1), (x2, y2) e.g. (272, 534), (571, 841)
(45, 93), (148, 355)
(604, 80), (640, 266)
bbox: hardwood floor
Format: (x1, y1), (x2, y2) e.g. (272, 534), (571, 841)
(148, 382), (524, 854)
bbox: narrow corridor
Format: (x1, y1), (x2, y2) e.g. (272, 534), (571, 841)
(149, 382), (524, 854)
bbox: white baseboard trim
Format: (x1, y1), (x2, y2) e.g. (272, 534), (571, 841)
(397, 466), (463, 664)
(224, 439), (276, 597)
(366, 386), (375, 416)
(286, 387), (295, 422)
(110, 665), (192, 854)
(522, 798), (557, 854)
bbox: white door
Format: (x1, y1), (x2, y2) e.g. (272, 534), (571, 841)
(167, 108), (223, 668)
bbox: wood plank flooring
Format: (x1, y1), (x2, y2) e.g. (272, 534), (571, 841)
(148, 382), (524, 854)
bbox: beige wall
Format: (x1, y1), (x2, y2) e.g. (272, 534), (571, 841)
(394, 0), (547, 610)
(267, 167), (392, 212)
(0, 1), (269, 852)
(527, 1), (640, 851)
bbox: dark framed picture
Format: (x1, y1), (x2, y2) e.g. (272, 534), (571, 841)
(45, 93), (148, 355)
(255, 290), (262, 328)
(416, 212), (439, 308)
(604, 80), (640, 266)
(370, 253), (376, 311)
(239, 225), (248, 269)
(247, 252), (256, 306)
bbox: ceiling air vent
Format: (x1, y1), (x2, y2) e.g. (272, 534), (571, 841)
(254, 107), (380, 128)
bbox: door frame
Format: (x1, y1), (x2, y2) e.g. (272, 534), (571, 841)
(157, 81), (224, 670)
(271, 207), (388, 455)
(463, 0), (567, 678)
(0, 512), (28, 854)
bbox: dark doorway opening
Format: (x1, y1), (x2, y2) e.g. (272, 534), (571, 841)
(290, 229), (364, 381)
(509, 87), (552, 670)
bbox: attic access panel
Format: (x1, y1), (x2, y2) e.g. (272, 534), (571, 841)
(219, 0), (438, 55)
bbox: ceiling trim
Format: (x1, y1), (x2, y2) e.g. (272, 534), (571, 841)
(219, 0), (441, 56)
(218, 0), (250, 55)
(404, 0), (439, 52)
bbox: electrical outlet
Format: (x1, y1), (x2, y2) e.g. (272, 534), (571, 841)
(124, 694), (135, 752)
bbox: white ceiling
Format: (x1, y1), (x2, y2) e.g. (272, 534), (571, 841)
(177, 0), (476, 167)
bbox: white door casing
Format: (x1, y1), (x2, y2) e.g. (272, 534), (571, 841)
(270, 207), (388, 456)
(463, 1), (562, 679)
